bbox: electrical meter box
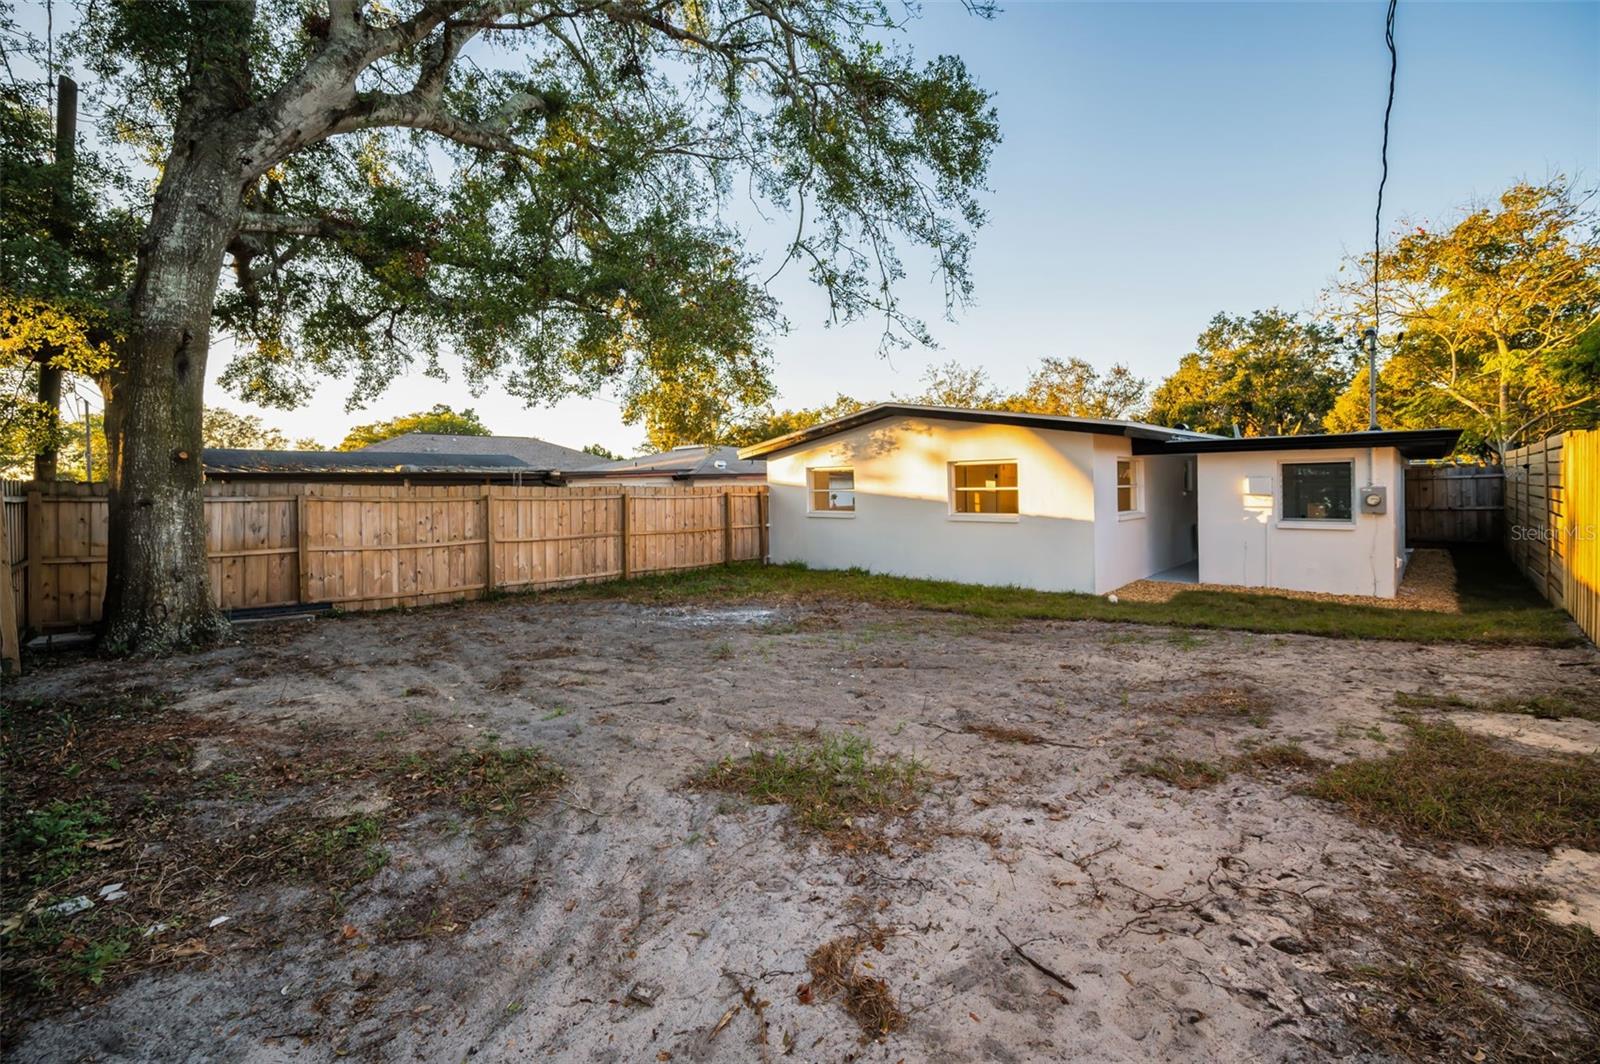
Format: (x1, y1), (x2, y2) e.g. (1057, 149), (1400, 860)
(1360, 485), (1388, 514)
(1244, 475), (1272, 496)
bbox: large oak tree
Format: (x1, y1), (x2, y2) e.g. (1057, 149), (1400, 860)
(62, 0), (998, 651)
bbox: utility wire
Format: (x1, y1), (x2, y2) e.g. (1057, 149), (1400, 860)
(1373, 0), (1398, 334)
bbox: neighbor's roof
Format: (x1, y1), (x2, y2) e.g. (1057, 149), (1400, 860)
(202, 448), (535, 475)
(1132, 427), (1463, 460)
(357, 432), (606, 469)
(735, 403), (1223, 459)
(566, 445), (765, 479)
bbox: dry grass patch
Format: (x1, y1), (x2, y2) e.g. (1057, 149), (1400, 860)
(0, 692), (563, 1028)
(692, 732), (925, 845)
(1310, 720), (1600, 850)
(802, 930), (907, 1037)
(964, 722), (1047, 745)
(1234, 742), (1323, 773)
(1163, 684), (1274, 728)
(1313, 872), (1599, 1061)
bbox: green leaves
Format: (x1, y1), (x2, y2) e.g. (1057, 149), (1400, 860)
(74, 0), (1000, 440)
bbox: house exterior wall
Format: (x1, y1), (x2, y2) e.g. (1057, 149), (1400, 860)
(1196, 446), (1406, 598)
(1090, 437), (1198, 593)
(764, 415), (1100, 592)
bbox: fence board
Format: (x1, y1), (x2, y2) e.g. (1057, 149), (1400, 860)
(1404, 464), (1504, 544)
(9, 482), (766, 631)
(1505, 430), (1597, 644)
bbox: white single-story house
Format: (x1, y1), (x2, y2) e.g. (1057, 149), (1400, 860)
(736, 404), (1461, 599)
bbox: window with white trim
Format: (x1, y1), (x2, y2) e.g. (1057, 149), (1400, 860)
(1116, 458), (1142, 514)
(808, 468), (855, 513)
(1281, 461), (1353, 521)
(951, 461), (1018, 515)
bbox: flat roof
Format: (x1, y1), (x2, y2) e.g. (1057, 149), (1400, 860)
(735, 403), (1222, 459)
(1131, 428), (1463, 460)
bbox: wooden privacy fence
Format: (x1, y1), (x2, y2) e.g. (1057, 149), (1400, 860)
(3, 481), (768, 634)
(1504, 429), (1599, 644)
(1404, 463), (1504, 544)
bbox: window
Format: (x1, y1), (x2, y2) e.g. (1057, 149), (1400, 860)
(952, 461), (1018, 515)
(1281, 461), (1353, 521)
(808, 468), (855, 513)
(1116, 459), (1141, 514)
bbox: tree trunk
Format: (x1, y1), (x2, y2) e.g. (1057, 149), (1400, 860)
(101, 139), (241, 653)
(33, 356), (62, 481)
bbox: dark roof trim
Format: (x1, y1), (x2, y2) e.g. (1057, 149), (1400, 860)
(736, 403), (1221, 459)
(1131, 428), (1463, 460)
(563, 467), (766, 480)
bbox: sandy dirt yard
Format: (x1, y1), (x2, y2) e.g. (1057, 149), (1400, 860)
(3, 595), (1597, 1062)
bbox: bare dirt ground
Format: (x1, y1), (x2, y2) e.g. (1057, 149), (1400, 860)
(4, 595), (1598, 1063)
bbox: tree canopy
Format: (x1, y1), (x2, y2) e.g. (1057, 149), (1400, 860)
(1325, 180), (1599, 457)
(202, 408), (292, 449)
(1006, 356), (1147, 419)
(336, 404), (492, 449)
(69, 0), (999, 435)
(1145, 309), (1353, 436)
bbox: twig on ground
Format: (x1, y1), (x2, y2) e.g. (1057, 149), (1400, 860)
(997, 928), (1078, 991)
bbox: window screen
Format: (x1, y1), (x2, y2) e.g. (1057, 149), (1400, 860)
(809, 468), (855, 512)
(952, 462), (1018, 514)
(1282, 462), (1353, 521)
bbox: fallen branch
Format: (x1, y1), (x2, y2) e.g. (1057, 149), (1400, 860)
(997, 928), (1077, 991)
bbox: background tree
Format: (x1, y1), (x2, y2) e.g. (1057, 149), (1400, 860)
(0, 49), (137, 480)
(202, 408), (291, 449)
(1146, 309), (1352, 436)
(580, 442), (622, 461)
(336, 404), (492, 450)
(723, 393), (870, 447)
(67, 0), (998, 650)
(899, 360), (1004, 408)
(1328, 180), (1599, 458)
(1007, 356), (1146, 419)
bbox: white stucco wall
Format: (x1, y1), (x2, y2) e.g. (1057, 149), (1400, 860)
(1196, 446), (1405, 597)
(764, 416), (1101, 592)
(1090, 437), (1198, 593)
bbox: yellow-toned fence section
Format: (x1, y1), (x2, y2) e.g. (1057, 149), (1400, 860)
(4, 482), (767, 633)
(1504, 429), (1598, 644)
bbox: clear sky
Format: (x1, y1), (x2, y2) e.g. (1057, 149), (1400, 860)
(37, 1), (1600, 451)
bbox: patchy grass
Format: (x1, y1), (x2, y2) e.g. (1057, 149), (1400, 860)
(803, 930), (906, 1037)
(1395, 689), (1600, 723)
(0, 692), (563, 1027)
(1235, 742), (1323, 773)
(692, 732), (924, 841)
(1313, 872), (1599, 1061)
(1131, 756), (1230, 790)
(548, 552), (1578, 645)
(1310, 720), (1600, 850)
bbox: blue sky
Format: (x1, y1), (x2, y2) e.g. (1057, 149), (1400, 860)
(28, 1), (1600, 451)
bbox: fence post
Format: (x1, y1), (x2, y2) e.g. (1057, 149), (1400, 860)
(0, 499), (18, 673)
(758, 491), (769, 564)
(722, 491), (734, 565)
(25, 488), (43, 630)
(483, 487), (496, 593)
(296, 494), (310, 604)
(620, 492), (632, 580)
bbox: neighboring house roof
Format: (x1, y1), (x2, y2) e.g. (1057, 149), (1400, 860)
(565, 445), (766, 480)
(357, 432), (605, 469)
(1132, 428), (1463, 460)
(203, 448), (534, 474)
(735, 403), (1223, 459)
(735, 403), (1462, 462)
